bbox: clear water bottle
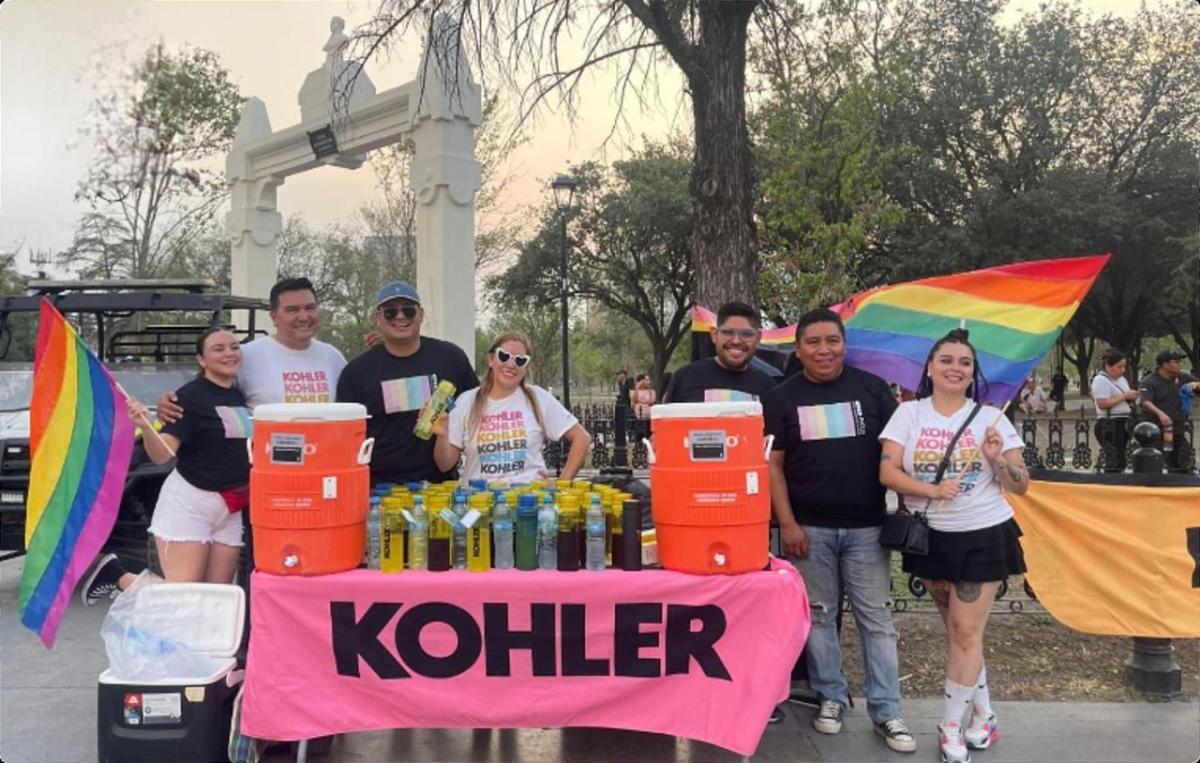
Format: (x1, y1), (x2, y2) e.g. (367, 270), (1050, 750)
(408, 496), (428, 571)
(492, 494), (515, 570)
(585, 497), (606, 571)
(366, 496), (381, 570)
(537, 493), (558, 570)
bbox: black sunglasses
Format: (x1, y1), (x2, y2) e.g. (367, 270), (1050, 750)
(494, 348), (531, 368)
(380, 305), (418, 321)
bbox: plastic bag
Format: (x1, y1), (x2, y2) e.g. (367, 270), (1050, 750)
(101, 571), (221, 681)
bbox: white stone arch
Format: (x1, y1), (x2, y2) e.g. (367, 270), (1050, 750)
(225, 15), (482, 357)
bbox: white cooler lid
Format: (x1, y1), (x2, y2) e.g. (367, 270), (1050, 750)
(129, 583), (245, 658)
(253, 402), (367, 422)
(650, 401), (762, 419)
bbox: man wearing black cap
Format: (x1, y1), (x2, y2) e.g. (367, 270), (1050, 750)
(1138, 349), (1200, 472)
(336, 281), (479, 484)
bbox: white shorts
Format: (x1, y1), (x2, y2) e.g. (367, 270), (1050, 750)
(148, 469), (244, 547)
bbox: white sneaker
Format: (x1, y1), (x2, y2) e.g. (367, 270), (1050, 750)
(937, 721), (970, 763)
(812, 700), (844, 734)
(964, 711), (998, 750)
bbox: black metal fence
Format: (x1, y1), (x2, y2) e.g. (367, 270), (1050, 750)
(544, 402), (1198, 474)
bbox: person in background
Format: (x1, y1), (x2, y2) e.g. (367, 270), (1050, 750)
(336, 281), (479, 484)
(664, 301), (777, 403)
(434, 332), (591, 482)
(631, 373), (656, 417)
(615, 370), (634, 411)
(82, 328), (251, 602)
(763, 308), (915, 753)
(1049, 368), (1069, 405)
(878, 328), (1028, 763)
(1137, 349), (1200, 472)
(1090, 349), (1139, 473)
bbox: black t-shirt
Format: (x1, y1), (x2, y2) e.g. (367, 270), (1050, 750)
(336, 338), (479, 484)
(763, 366), (898, 528)
(1138, 371), (1195, 423)
(663, 358), (777, 403)
(160, 377), (251, 491)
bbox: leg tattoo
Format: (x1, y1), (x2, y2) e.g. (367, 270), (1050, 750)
(928, 580), (951, 608)
(954, 580), (982, 603)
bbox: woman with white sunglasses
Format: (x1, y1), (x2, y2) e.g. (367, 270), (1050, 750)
(434, 332), (592, 482)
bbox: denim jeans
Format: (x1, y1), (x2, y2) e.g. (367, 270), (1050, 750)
(793, 524), (901, 723)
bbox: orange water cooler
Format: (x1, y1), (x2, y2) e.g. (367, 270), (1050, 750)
(648, 401), (771, 574)
(248, 403), (373, 575)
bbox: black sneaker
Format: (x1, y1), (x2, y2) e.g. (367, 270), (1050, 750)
(875, 717), (917, 752)
(81, 554), (124, 606)
(813, 700), (845, 734)
(768, 705), (785, 724)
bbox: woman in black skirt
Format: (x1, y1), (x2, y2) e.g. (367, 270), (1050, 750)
(878, 328), (1028, 763)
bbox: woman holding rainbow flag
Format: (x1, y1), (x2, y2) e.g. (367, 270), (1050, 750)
(877, 328), (1028, 763)
(83, 327), (251, 601)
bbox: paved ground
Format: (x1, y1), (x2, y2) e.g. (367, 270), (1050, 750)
(3, 557), (1197, 763)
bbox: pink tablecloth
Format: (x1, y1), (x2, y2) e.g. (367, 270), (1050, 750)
(242, 559), (809, 756)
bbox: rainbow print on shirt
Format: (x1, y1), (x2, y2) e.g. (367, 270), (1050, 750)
(704, 389), (759, 402)
(380, 375), (435, 414)
(795, 401), (865, 441)
(215, 406), (253, 439)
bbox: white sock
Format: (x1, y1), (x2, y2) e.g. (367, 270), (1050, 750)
(942, 678), (974, 728)
(972, 664), (992, 719)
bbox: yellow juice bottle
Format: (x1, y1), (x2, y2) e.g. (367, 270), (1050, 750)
(466, 493), (492, 572)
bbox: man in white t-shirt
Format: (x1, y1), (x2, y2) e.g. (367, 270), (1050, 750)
(158, 277), (347, 415)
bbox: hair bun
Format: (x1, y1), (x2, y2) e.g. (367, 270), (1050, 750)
(947, 327), (970, 342)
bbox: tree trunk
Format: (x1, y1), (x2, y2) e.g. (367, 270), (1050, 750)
(688, 2), (758, 312)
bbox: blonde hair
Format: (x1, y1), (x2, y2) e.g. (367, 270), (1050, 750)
(467, 331), (547, 442)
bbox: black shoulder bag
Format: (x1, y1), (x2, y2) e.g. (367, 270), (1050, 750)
(880, 402), (982, 556)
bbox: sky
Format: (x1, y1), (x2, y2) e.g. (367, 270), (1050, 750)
(0, 0), (1150, 277)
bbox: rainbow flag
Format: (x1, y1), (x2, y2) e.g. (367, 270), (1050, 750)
(690, 255), (1109, 404)
(19, 300), (135, 647)
(832, 255), (1109, 403)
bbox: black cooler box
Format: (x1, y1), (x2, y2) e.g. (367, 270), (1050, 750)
(97, 583), (245, 763)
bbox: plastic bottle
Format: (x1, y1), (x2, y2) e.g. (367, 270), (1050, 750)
(365, 496), (381, 570)
(621, 498), (642, 571)
(451, 512), (468, 571)
(413, 380), (457, 440)
(611, 498), (625, 568)
(515, 493), (539, 570)
(492, 494), (515, 570)
(408, 496), (429, 571)
(466, 493), (491, 572)
(585, 498), (606, 571)
(556, 494), (581, 572)
(380, 497), (405, 573)
(537, 493), (558, 570)
(428, 497), (452, 571)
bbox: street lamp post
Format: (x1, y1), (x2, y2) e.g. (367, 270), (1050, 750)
(551, 174), (577, 413)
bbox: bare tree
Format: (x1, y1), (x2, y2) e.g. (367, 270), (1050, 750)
(62, 43), (242, 281)
(339, 1), (794, 309)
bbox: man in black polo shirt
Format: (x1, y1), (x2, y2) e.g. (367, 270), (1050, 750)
(664, 301), (777, 403)
(1138, 349), (1200, 473)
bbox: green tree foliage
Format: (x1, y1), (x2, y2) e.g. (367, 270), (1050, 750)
(491, 142), (694, 382)
(0, 250), (37, 361)
(754, 0), (1199, 387)
(62, 43), (242, 281)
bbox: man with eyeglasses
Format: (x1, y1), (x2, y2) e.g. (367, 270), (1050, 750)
(336, 281), (478, 484)
(664, 301), (777, 403)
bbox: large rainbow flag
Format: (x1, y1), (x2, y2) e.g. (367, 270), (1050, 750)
(19, 299), (135, 647)
(692, 255), (1109, 403)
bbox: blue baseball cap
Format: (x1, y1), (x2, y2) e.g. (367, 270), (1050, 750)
(374, 281), (421, 309)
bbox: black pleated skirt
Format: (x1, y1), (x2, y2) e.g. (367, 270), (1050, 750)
(901, 517), (1026, 583)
